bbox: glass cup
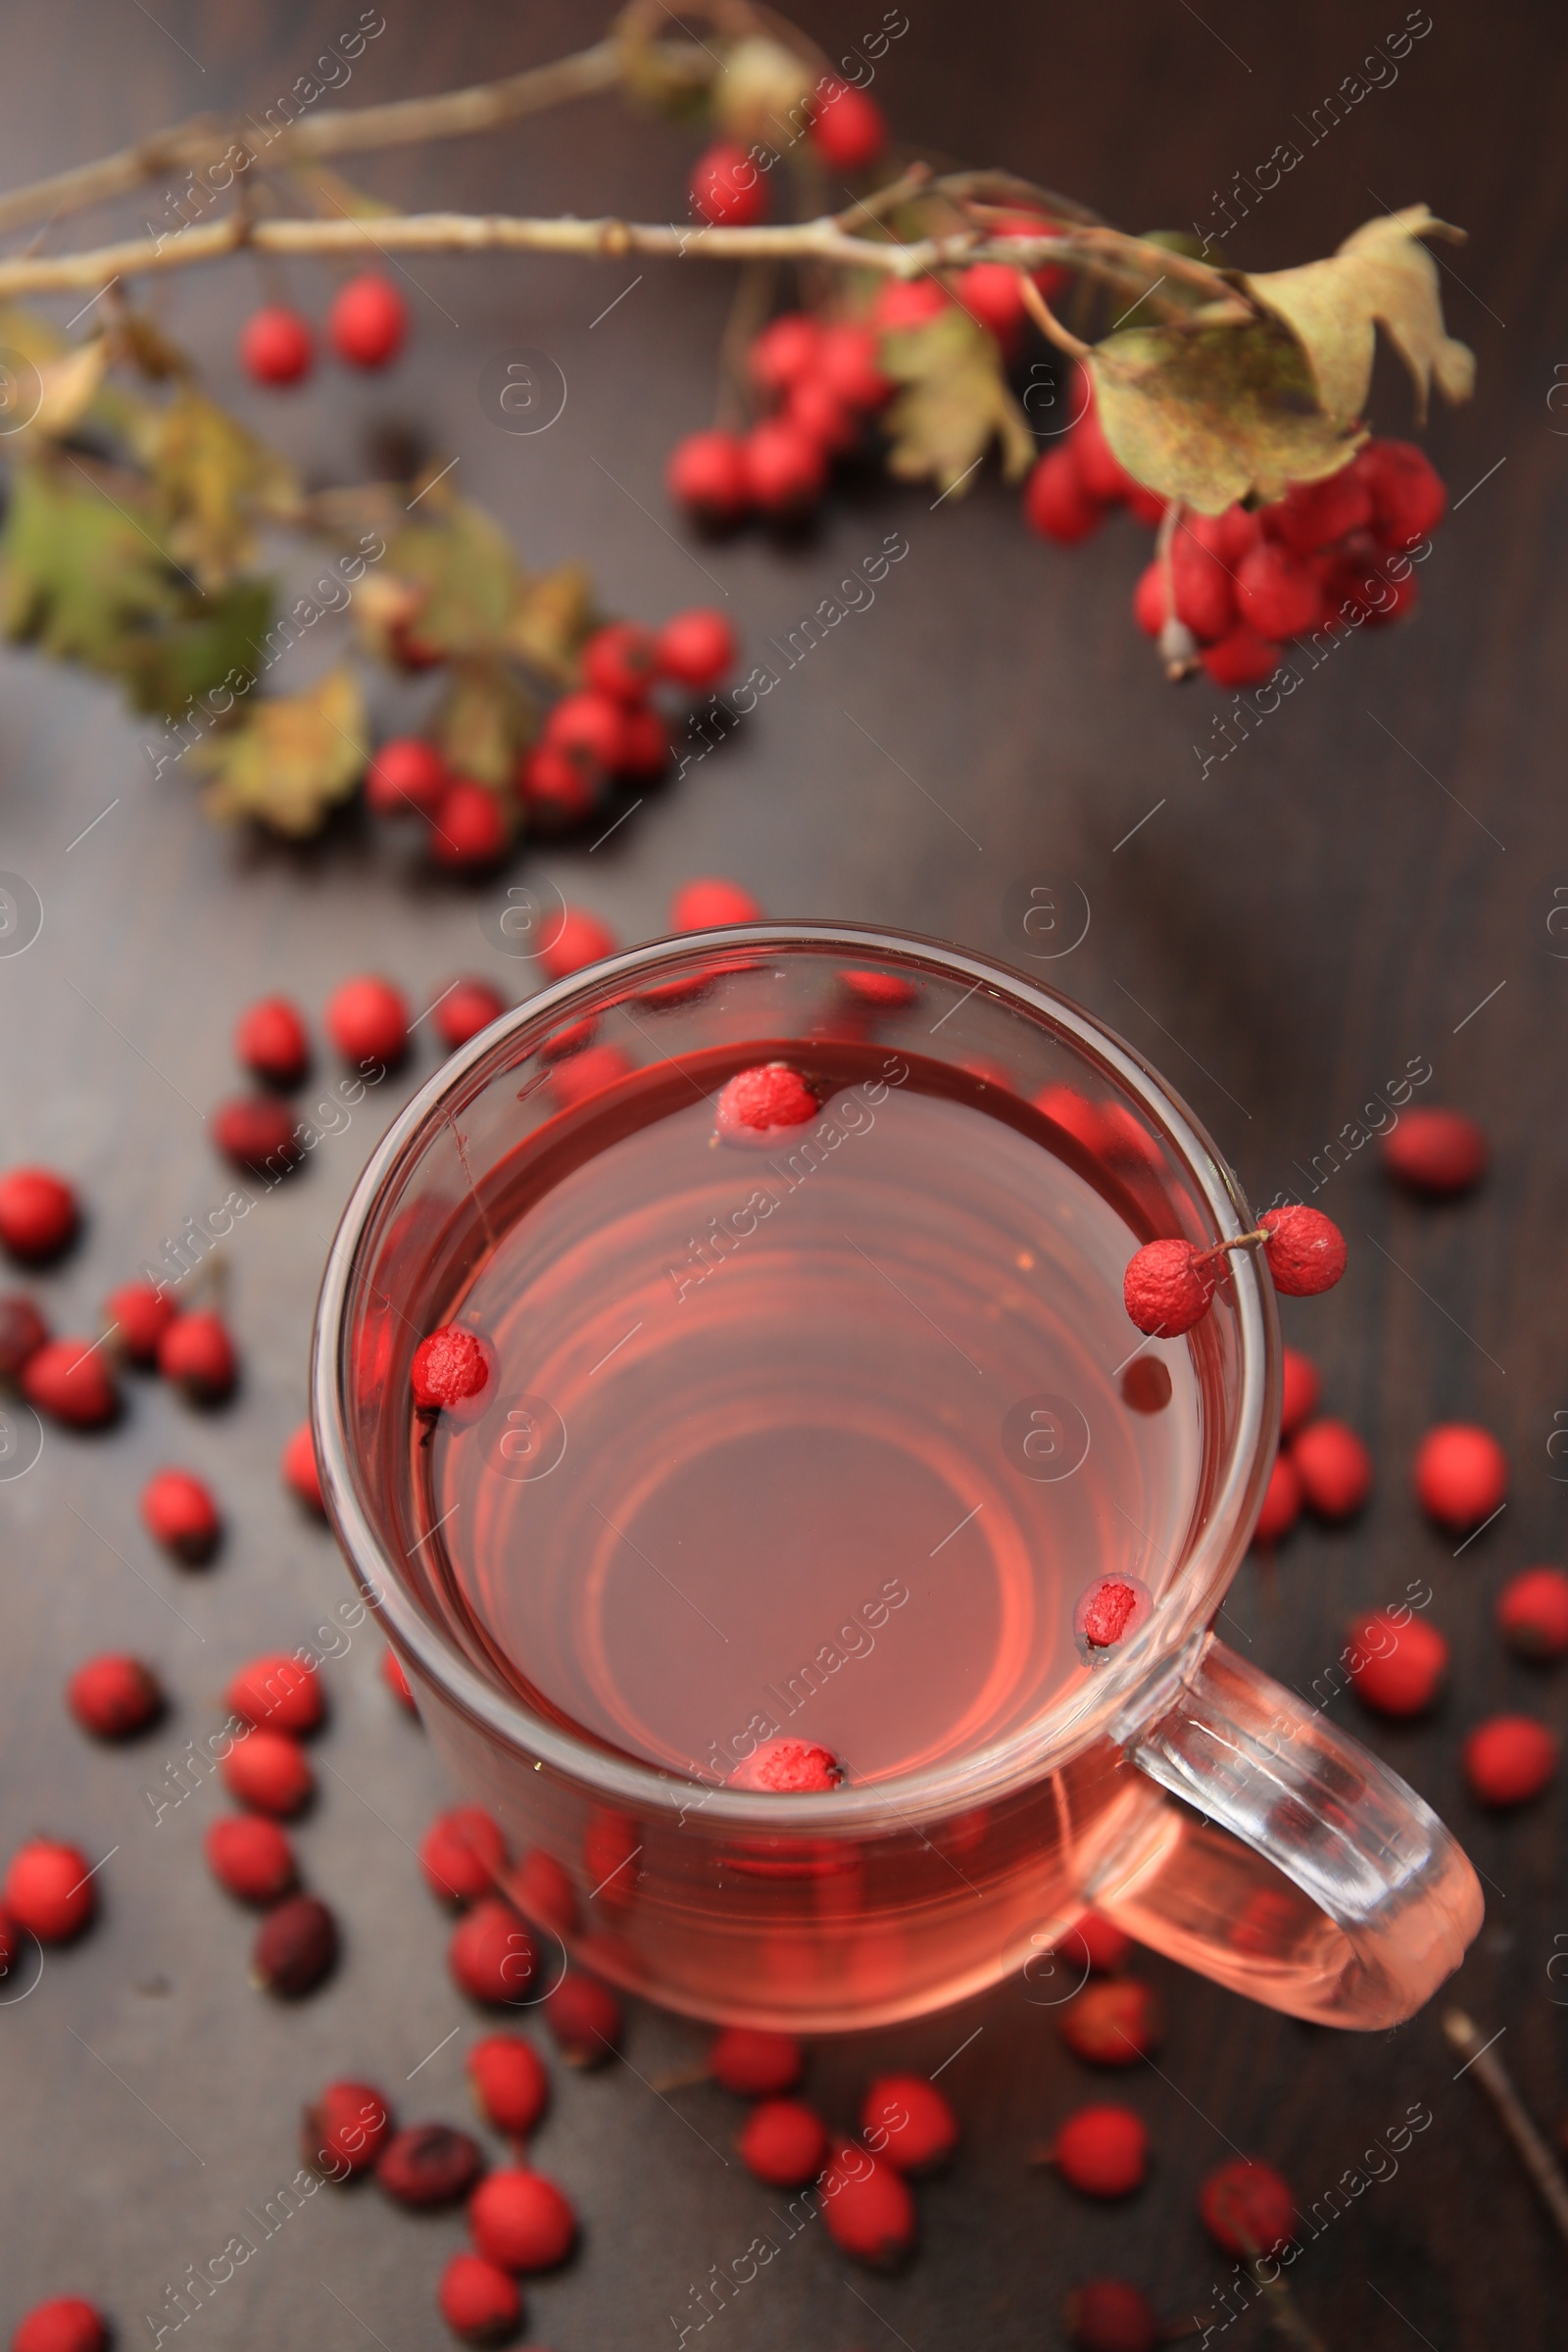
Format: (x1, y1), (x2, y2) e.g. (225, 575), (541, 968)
(312, 922), (1482, 2032)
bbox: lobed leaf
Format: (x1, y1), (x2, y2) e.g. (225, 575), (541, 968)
(880, 307), (1035, 494)
(190, 663), (367, 835)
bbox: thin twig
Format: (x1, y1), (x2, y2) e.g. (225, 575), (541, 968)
(1017, 271), (1090, 362)
(1444, 2008), (1568, 2249)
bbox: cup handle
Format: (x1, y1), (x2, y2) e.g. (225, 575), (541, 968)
(1084, 1630), (1483, 2028)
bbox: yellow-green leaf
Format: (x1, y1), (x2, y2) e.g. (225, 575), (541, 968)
(0, 462), (177, 666)
(151, 388), (300, 593)
(879, 308), (1035, 494)
(1245, 205), (1475, 429)
(436, 663), (537, 785)
(381, 491), (521, 661)
(190, 664), (367, 835)
(506, 563), (598, 684)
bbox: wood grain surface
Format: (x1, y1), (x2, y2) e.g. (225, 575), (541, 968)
(0, 3), (1561, 2347)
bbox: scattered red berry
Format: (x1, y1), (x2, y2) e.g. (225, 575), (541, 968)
(468, 2034), (550, 2140)
(670, 876), (760, 931)
(325, 974), (409, 1068)
(376, 2123), (484, 2209)
(1291, 1418), (1373, 1519)
(710, 2025), (804, 2097)
(714, 1062), (818, 1146)
(548, 1043), (633, 1108)
(506, 1847), (579, 1937)
(4, 1838), (96, 1941)
(739, 2097), (830, 2185)
(382, 1644), (417, 1710)
(10, 2302), (109, 2352)
(158, 1309), (237, 1404)
(421, 1805), (507, 1905)
(240, 305), (313, 385)
(543, 1970), (621, 2066)
(0, 1167), (77, 1262)
(205, 1814), (297, 1904)
(22, 1339), (118, 1428)
(743, 417), (826, 515)
(1059, 1979), (1163, 2066)
(667, 428), (751, 527)
(0, 1291), (48, 1380)
(580, 619), (658, 704)
(819, 2138), (917, 2269)
(213, 1095), (301, 1177)
(1050, 2103), (1150, 2198)
(66, 1654), (162, 1740)
(657, 608), (737, 690)
(412, 1324), (495, 1419)
(281, 1421), (324, 1514)
(546, 693), (629, 776)
(226, 1652), (322, 1736)
(1258, 1205), (1347, 1297)
(536, 906), (617, 984)
(450, 1898), (536, 2005)
(1347, 1609), (1448, 1717)
(690, 140), (768, 227)
(1413, 1423), (1507, 1532)
(808, 79), (888, 172)
(138, 1466), (220, 1563)
(254, 1892), (338, 1995)
(1463, 1714), (1558, 1807)
(430, 777), (510, 870)
(233, 993), (311, 1087)
(1052, 1913), (1133, 1976)
(1200, 2158), (1297, 2257)
(469, 2166), (577, 2272)
(616, 703), (671, 778)
(516, 742), (598, 829)
(1496, 1566), (1568, 1661)
(1064, 2279), (1161, 2352)
(328, 271), (407, 368)
(305, 2080), (394, 2176)
(1077, 1577), (1144, 1651)
(1253, 1451), (1303, 1544)
(1380, 1105), (1487, 1196)
(366, 735), (447, 818)
(841, 968), (917, 1009)
(1122, 1239), (1213, 1337)
(221, 1727), (314, 1817)
(438, 2252), (520, 2345)
(860, 2074), (959, 2174)
(1279, 1346), (1321, 1437)
(728, 1738), (842, 1792)
(102, 1280), (172, 1366)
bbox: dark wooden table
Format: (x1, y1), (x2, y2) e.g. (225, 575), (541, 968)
(1, 3), (1560, 2345)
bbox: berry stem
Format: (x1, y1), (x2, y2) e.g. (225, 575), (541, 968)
(1015, 270), (1091, 363)
(1153, 498), (1200, 680)
(1444, 2008), (1568, 2251)
(1193, 1225), (1268, 1269)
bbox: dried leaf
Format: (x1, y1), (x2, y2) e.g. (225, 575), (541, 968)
(117, 577), (272, 719)
(436, 663), (537, 785)
(151, 388), (301, 593)
(1245, 206), (1475, 428)
(880, 308), (1035, 494)
(0, 462), (176, 667)
(26, 340), (111, 439)
(190, 664), (367, 835)
(1089, 316), (1364, 514)
(380, 492), (521, 662)
(506, 563), (598, 684)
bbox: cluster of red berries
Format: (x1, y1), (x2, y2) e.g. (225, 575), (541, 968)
(239, 272), (407, 386)
(198, 1651), (341, 1996)
(1122, 1203), (1348, 1340)
(687, 79), (890, 235)
(364, 608), (738, 868)
(1028, 377), (1448, 685)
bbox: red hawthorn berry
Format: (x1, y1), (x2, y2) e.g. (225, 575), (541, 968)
(1051, 2103), (1150, 2198)
(1052, 1913), (1133, 1976)
(450, 1898), (537, 2005)
(784, 371), (858, 453)
(305, 2080), (393, 2177)
(382, 1644), (417, 1711)
(412, 1325), (496, 1419)
(714, 1062), (818, 1146)
(1258, 1204), (1347, 1297)
(1122, 1239), (1214, 1337)
(67, 1654), (162, 1740)
(544, 1970), (622, 2066)
(469, 2166), (578, 2273)
(670, 876), (760, 930)
(808, 79), (888, 172)
(366, 736), (447, 819)
(1200, 623), (1283, 687)
(255, 1893), (338, 1995)
(816, 320), (891, 412)
(1496, 1566), (1568, 1660)
(690, 140), (768, 227)
(536, 906), (617, 984)
(1361, 438), (1446, 548)
(819, 2138), (917, 2268)
(11, 2302), (109, 2352)
(1059, 1979), (1164, 2066)
(740, 2097), (831, 2185)
(23, 1338), (118, 1428)
(0, 1290), (49, 1377)
(666, 427), (751, 526)
(583, 620), (660, 704)
(205, 1814), (297, 1904)
(158, 1309), (238, 1404)
(1189, 504), (1262, 564)
(240, 304), (314, 386)
(1064, 2279), (1161, 2352)
(281, 1420), (324, 1514)
(710, 2025), (805, 2097)
(421, 1805), (508, 1905)
(1348, 1610), (1448, 1718)
(1271, 463), (1373, 556)
(616, 703), (672, 778)
(1380, 1106), (1487, 1196)
(430, 778), (510, 871)
(1035, 1083), (1108, 1154)
(1076, 1576), (1145, 1650)
(226, 1652), (323, 1736)
(728, 1738), (842, 1792)
(1200, 2157), (1297, 2257)
(468, 2034), (550, 2139)
(872, 277), (951, 331)
(1280, 1346), (1321, 1437)
(1463, 1714), (1558, 1807)
(221, 1727), (314, 1817)
(0, 1166), (78, 1261)
(1065, 408), (1132, 505)
(140, 1466), (220, 1562)
(1291, 1418), (1373, 1519)
(582, 1808), (641, 1909)
(1024, 446), (1104, 544)
(213, 1095), (302, 1177)
(376, 2123), (485, 2209)
(1134, 530), (1234, 644)
(744, 416), (827, 515)
(325, 974), (410, 1069)
(955, 260), (1028, 353)
(507, 1847), (580, 1937)
(1253, 1452), (1302, 1545)
(328, 271), (407, 368)
(516, 742), (599, 828)
(3, 1838), (96, 1941)
(1412, 1423), (1507, 1531)
(433, 977), (507, 1052)
(750, 312), (823, 396)
(234, 994), (311, 1087)
(1236, 541), (1323, 638)
(657, 608), (738, 691)
(861, 2074), (959, 2174)
(548, 1044), (633, 1108)
(438, 2252), (521, 2345)
(841, 968), (917, 1009)
(102, 1281), (172, 1367)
